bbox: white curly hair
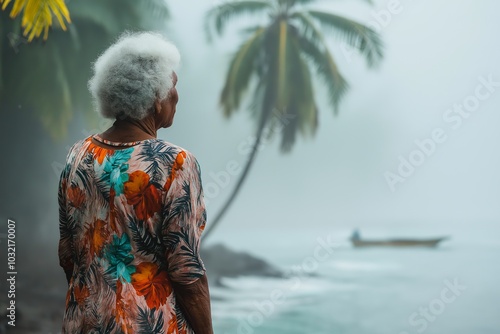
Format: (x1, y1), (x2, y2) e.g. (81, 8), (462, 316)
(88, 31), (181, 120)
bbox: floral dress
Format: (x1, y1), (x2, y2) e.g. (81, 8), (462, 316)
(58, 134), (207, 334)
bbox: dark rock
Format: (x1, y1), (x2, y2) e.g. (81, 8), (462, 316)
(201, 243), (284, 287)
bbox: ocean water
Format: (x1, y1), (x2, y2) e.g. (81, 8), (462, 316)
(209, 226), (500, 334)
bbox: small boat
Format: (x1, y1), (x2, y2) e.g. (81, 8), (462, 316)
(350, 230), (449, 248)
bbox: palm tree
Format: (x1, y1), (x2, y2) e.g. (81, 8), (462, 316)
(202, 0), (383, 239)
(0, 0), (170, 139)
(0, 0), (71, 42)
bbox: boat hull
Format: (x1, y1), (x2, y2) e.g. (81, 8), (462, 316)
(351, 238), (447, 248)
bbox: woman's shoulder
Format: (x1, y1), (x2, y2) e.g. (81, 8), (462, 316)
(65, 136), (92, 161)
(148, 138), (197, 161)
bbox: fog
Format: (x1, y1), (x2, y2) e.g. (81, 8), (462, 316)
(163, 0), (500, 249)
(1, 0), (499, 333)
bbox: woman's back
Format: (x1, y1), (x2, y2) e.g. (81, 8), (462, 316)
(58, 134), (206, 334)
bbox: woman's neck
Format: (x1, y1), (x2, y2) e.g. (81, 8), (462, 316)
(101, 116), (158, 142)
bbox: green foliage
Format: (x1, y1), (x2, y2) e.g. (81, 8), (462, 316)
(220, 27), (266, 117)
(205, 1), (271, 41)
(0, 0), (71, 42)
(307, 10), (383, 67)
(206, 0), (384, 152)
(0, 0), (170, 140)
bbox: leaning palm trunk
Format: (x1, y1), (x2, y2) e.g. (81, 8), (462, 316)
(202, 101), (270, 240)
(203, 0), (384, 239)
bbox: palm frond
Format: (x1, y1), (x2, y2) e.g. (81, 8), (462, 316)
(1, 0), (172, 139)
(166, 228), (204, 282)
(194, 160), (204, 205)
(279, 0), (318, 7)
(175, 304), (188, 331)
(137, 306), (165, 334)
(85, 306), (117, 334)
(101, 318), (117, 334)
(290, 11), (325, 48)
(167, 181), (192, 222)
(294, 22), (349, 114)
(285, 30), (318, 149)
(221, 27), (266, 117)
(88, 259), (117, 293)
(1, 0), (71, 41)
(307, 10), (383, 67)
(205, 0), (272, 40)
(139, 0), (169, 20)
(295, 57), (318, 138)
(64, 290), (79, 319)
(82, 302), (101, 330)
(64, 206), (79, 236)
(128, 215), (164, 263)
(238, 24), (266, 39)
(250, 22), (283, 133)
(89, 159), (113, 206)
(162, 225), (180, 252)
(137, 141), (177, 183)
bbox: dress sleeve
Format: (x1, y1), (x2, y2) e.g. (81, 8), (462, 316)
(58, 156), (74, 284)
(162, 150), (207, 285)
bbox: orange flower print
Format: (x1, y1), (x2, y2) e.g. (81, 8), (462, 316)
(115, 280), (136, 334)
(87, 141), (110, 165)
(175, 150), (187, 166)
(131, 262), (172, 310)
(164, 150), (187, 193)
(85, 219), (110, 257)
(124, 171), (161, 221)
(115, 279), (124, 319)
(65, 287), (71, 308)
(60, 137), (209, 333)
(67, 185), (85, 209)
(167, 309), (178, 333)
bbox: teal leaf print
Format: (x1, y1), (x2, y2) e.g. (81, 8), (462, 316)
(101, 233), (136, 283)
(99, 148), (134, 196)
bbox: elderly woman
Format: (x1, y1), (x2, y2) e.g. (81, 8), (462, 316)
(57, 32), (213, 334)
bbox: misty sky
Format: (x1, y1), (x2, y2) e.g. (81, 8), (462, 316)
(139, 0), (500, 252)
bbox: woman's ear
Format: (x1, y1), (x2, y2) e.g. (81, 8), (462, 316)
(154, 97), (162, 114)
